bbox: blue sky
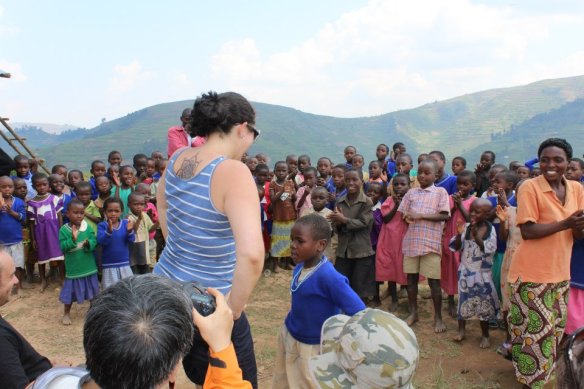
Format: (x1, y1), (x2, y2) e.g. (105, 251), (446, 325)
(2, 0), (584, 129)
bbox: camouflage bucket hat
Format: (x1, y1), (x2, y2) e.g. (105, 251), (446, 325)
(308, 308), (419, 389)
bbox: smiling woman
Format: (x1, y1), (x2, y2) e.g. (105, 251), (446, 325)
(506, 138), (584, 389)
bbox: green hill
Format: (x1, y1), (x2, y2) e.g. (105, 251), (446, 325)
(464, 98), (584, 165)
(31, 75), (584, 170)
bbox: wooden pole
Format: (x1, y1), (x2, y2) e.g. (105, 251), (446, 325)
(0, 117), (50, 174)
(0, 128), (25, 155)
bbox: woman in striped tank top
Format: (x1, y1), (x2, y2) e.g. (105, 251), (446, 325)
(154, 91), (264, 388)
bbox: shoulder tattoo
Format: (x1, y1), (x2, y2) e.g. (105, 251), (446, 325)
(176, 155), (202, 179)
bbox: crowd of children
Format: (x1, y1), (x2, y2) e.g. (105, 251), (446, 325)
(1, 139), (583, 389)
(0, 150), (164, 325)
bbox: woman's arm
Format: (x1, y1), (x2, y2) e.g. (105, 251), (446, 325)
(156, 171), (168, 239)
(520, 210), (584, 240)
(214, 161), (264, 319)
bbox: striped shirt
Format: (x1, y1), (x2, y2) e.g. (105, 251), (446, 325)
(398, 185), (450, 257)
(153, 151), (236, 293)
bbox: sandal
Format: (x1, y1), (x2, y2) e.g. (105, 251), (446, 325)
(496, 343), (512, 361)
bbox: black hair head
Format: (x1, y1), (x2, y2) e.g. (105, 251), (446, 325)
(303, 166), (318, 176)
(189, 91), (255, 138)
(67, 198), (85, 210)
(255, 163), (269, 173)
(570, 157), (584, 170)
(482, 150), (496, 161)
(396, 153), (413, 164)
(453, 156), (467, 166)
(538, 138), (573, 160)
(51, 164), (67, 173)
(103, 196), (124, 212)
(108, 150), (121, 159)
(345, 168), (363, 180)
(294, 213), (332, 244)
(75, 181), (92, 192)
(496, 170), (520, 188)
(429, 150), (446, 162)
(133, 154), (148, 164)
(91, 160), (105, 169)
(457, 170), (476, 184)
(298, 154), (311, 162)
(84, 275), (193, 389)
(14, 155), (29, 164)
(31, 172), (47, 184)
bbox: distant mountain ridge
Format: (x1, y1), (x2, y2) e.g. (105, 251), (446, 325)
(3, 75), (583, 170)
(11, 122), (80, 134)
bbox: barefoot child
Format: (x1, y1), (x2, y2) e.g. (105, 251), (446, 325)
(271, 214), (365, 389)
(366, 181), (384, 307)
(135, 183), (159, 264)
(97, 197), (135, 289)
(27, 173), (64, 291)
(58, 199), (99, 325)
(441, 170), (476, 318)
(398, 160), (450, 333)
(127, 192), (155, 274)
(0, 176), (27, 294)
(270, 161), (297, 270)
(376, 173), (410, 312)
(450, 198), (499, 348)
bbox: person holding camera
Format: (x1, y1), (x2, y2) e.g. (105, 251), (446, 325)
(32, 274), (251, 389)
(154, 91), (264, 388)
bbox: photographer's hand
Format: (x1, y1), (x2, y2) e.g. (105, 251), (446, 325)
(193, 288), (234, 353)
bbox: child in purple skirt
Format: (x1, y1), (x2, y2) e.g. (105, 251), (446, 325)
(27, 173), (64, 292)
(58, 199), (99, 325)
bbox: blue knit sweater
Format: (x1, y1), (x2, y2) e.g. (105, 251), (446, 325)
(285, 259), (365, 345)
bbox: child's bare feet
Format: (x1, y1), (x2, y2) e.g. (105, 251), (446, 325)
(40, 279), (48, 293)
(62, 314), (72, 326)
(388, 301), (399, 312)
(434, 318), (447, 333)
(480, 337), (491, 349)
(453, 330), (465, 342)
(405, 313), (419, 326)
(380, 288), (391, 301)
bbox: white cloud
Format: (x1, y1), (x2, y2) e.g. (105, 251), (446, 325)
(209, 0), (584, 117)
(108, 60), (154, 95)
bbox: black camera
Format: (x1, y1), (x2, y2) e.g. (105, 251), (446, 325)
(182, 282), (216, 317)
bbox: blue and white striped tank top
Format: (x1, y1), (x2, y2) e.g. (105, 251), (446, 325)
(153, 150), (236, 293)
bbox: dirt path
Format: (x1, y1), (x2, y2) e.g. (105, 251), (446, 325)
(1, 273), (557, 388)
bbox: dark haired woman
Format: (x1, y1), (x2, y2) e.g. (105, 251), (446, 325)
(507, 138), (584, 389)
(154, 91), (264, 388)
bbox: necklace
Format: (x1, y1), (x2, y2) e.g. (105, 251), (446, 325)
(290, 258), (327, 293)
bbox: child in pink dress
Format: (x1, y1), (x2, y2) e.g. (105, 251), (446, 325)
(441, 170), (476, 318)
(375, 174), (410, 311)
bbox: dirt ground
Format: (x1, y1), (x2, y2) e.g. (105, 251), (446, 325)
(1, 272), (558, 389)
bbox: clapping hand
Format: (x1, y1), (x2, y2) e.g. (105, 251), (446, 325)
(456, 220), (466, 235)
(495, 205), (507, 222)
(71, 224), (79, 241)
(497, 188), (509, 208)
(328, 206), (346, 224)
(452, 191), (462, 206)
(126, 218), (135, 231)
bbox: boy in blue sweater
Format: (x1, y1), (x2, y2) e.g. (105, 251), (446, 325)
(271, 214), (365, 389)
(0, 176), (27, 294)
